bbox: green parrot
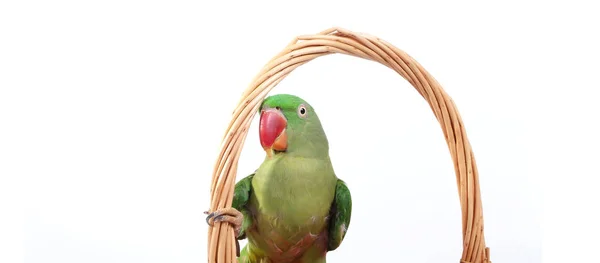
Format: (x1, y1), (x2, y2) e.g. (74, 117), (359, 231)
(206, 94), (352, 263)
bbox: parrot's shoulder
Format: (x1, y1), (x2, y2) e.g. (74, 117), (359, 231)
(232, 172), (255, 211)
(327, 178), (352, 251)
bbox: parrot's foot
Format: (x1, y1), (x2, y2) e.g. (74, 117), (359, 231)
(204, 208), (244, 257)
(204, 207), (244, 237)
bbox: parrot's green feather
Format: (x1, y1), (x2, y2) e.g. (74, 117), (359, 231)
(232, 173), (254, 239)
(232, 173), (254, 210)
(327, 179), (352, 251)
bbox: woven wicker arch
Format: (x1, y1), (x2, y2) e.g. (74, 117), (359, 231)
(207, 27), (491, 263)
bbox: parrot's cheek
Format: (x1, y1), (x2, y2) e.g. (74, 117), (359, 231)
(259, 109), (288, 155)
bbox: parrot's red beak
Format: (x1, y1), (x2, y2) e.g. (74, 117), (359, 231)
(259, 108), (288, 157)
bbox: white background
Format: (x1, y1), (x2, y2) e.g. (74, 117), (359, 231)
(1, 1), (598, 263)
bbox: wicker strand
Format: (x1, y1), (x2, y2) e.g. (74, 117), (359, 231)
(207, 27), (491, 263)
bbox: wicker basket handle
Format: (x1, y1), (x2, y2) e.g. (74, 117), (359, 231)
(207, 27), (491, 263)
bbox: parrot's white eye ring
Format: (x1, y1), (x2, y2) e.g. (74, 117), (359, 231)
(297, 104), (307, 118)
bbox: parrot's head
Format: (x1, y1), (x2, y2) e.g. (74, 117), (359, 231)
(258, 94), (328, 159)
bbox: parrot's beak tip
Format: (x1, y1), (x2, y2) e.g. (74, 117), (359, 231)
(265, 148), (274, 158)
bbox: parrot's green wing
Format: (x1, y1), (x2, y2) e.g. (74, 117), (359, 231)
(327, 179), (352, 251)
(232, 172), (255, 240)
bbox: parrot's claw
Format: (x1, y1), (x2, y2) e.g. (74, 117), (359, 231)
(204, 211), (215, 225)
(205, 207), (244, 238)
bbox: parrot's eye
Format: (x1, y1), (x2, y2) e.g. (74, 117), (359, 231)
(297, 104), (307, 118)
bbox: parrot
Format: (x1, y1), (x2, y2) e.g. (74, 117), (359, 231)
(206, 94), (352, 263)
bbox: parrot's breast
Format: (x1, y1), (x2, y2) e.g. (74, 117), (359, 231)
(247, 155), (337, 262)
